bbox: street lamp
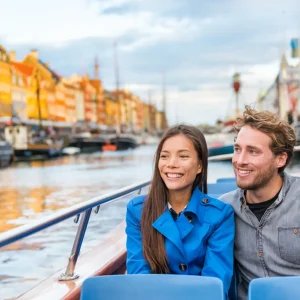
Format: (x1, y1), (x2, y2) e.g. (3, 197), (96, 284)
(232, 73), (241, 119)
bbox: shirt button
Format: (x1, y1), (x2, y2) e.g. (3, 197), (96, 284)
(258, 252), (263, 257)
(179, 263), (187, 271)
(294, 229), (298, 234)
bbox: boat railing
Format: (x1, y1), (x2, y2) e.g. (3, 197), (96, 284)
(0, 180), (151, 281)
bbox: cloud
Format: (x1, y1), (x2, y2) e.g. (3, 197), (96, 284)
(1, 0), (299, 125)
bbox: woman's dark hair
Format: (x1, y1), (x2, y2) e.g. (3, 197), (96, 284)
(141, 124), (208, 273)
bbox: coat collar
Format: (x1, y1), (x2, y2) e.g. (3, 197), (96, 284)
(185, 187), (207, 222)
(152, 187), (206, 256)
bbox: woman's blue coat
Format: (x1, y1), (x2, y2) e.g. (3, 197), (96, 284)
(125, 187), (235, 296)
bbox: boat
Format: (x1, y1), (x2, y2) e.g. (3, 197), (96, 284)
(208, 144), (234, 157)
(66, 132), (107, 153)
(0, 177), (237, 300)
(0, 132), (14, 167)
(109, 134), (139, 151)
(206, 131), (235, 159)
(4, 125), (62, 158)
(61, 146), (81, 155)
(67, 132), (138, 153)
(102, 141), (117, 151)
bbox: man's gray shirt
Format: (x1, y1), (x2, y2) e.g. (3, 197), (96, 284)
(220, 173), (300, 300)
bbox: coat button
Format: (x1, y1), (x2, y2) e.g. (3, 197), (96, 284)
(179, 263), (187, 271)
(185, 215), (192, 222)
(202, 198), (209, 204)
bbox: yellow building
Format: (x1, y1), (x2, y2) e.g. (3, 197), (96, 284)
(104, 90), (119, 127)
(142, 102), (150, 132)
(63, 82), (76, 124)
(22, 50), (57, 120)
(0, 45), (12, 118)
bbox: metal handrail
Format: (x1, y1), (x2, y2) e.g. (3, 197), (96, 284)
(0, 180), (150, 280)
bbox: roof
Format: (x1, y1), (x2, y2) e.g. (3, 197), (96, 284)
(39, 59), (61, 83)
(90, 79), (102, 90)
(12, 62), (34, 77)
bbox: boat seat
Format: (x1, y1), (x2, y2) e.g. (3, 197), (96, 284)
(80, 274), (224, 300)
(216, 178), (236, 183)
(248, 276), (300, 300)
(208, 181), (237, 198)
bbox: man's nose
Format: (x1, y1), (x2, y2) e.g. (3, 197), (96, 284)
(234, 151), (248, 165)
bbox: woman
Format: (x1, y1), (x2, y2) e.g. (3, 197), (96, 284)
(125, 125), (234, 297)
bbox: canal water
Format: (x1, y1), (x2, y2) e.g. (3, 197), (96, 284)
(0, 145), (299, 299)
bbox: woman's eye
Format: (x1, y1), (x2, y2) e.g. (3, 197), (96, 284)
(180, 155), (189, 158)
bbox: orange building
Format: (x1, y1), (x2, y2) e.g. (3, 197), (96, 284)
(63, 82), (76, 124)
(0, 45), (12, 118)
(9, 55), (38, 121)
(11, 61), (30, 121)
(81, 76), (97, 123)
(90, 79), (105, 125)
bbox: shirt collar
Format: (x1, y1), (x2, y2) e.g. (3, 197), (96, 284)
(167, 202), (187, 211)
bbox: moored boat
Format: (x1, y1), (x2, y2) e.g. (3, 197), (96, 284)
(0, 133), (14, 167)
(109, 134), (138, 151)
(4, 125), (63, 158)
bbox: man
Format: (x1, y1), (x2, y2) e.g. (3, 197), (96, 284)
(220, 105), (299, 300)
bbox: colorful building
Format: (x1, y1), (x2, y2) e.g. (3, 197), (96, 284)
(11, 60), (29, 121)
(104, 90), (118, 128)
(22, 50), (55, 120)
(90, 79), (105, 125)
(63, 82), (76, 124)
(0, 45), (12, 118)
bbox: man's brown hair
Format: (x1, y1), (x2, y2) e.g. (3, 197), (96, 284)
(235, 105), (296, 173)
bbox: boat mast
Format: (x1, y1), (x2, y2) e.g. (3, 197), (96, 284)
(35, 70), (42, 130)
(148, 89), (152, 133)
(114, 41), (121, 134)
(162, 70), (167, 129)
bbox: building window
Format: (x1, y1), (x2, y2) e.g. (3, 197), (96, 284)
(18, 76), (22, 86)
(12, 73), (16, 85)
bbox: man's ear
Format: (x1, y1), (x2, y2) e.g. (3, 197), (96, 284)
(277, 152), (288, 169)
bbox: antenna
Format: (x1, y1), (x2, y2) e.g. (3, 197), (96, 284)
(148, 89), (152, 133)
(114, 41), (121, 134)
(94, 56), (99, 79)
(162, 70), (166, 113)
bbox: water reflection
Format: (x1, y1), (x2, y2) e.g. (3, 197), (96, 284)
(0, 147), (155, 233)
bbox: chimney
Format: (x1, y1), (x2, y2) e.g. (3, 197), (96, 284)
(9, 51), (16, 61)
(29, 49), (39, 60)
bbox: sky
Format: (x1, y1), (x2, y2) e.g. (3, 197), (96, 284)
(1, 0), (300, 126)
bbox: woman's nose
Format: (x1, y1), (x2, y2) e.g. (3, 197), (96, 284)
(167, 156), (178, 167)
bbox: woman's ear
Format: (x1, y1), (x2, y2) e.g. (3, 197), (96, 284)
(197, 161), (202, 174)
